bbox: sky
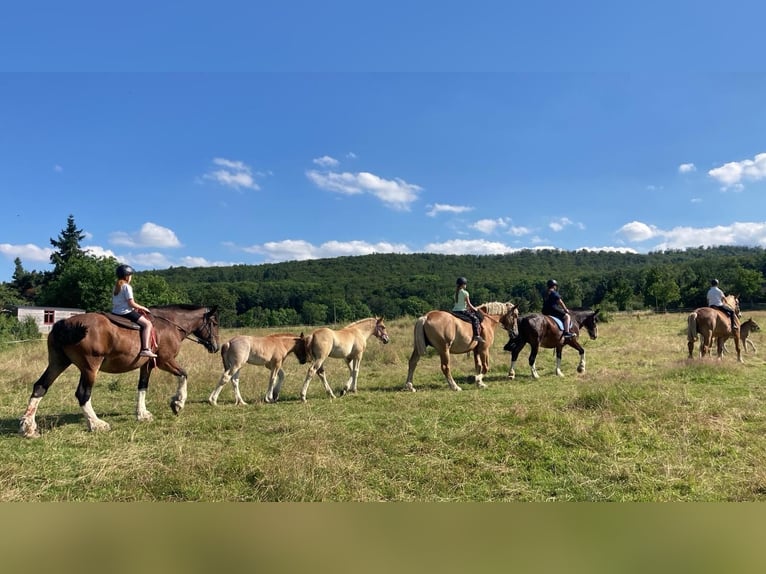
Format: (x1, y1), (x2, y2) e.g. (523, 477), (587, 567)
(2, 1), (766, 283)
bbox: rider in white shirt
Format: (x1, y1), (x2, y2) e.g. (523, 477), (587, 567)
(706, 278), (738, 332)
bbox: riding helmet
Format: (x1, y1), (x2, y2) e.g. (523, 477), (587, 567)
(547, 279), (558, 288)
(116, 264), (135, 279)
(711, 279), (719, 286)
(456, 277), (468, 286)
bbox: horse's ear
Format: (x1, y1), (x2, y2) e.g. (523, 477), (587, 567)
(594, 309), (600, 316)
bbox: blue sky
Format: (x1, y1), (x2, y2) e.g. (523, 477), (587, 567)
(2, 2), (766, 283)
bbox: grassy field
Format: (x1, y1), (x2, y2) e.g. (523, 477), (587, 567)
(1, 310), (765, 501)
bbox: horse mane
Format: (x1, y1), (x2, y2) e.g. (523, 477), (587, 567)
(151, 304), (208, 311)
(345, 317), (379, 327)
(477, 301), (513, 315)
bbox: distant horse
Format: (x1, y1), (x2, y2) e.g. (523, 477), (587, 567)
(687, 295), (742, 361)
(300, 317), (390, 401)
(504, 309), (599, 380)
(208, 333), (308, 406)
(721, 318), (760, 354)
(20, 304), (220, 437)
(403, 303), (519, 392)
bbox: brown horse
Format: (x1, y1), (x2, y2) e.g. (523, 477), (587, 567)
(721, 317), (760, 354)
(208, 333), (308, 406)
(687, 295), (742, 361)
(504, 309), (599, 380)
(403, 303), (518, 392)
(20, 304), (220, 437)
(300, 317), (389, 401)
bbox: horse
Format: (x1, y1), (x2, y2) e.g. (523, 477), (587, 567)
(721, 317), (760, 354)
(504, 309), (599, 380)
(207, 333), (308, 406)
(403, 303), (519, 392)
(19, 304), (220, 437)
(687, 295), (742, 361)
(300, 317), (390, 401)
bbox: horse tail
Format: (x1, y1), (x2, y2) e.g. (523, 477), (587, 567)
(413, 316), (428, 356)
(220, 340), (231, 370)
(49, 320), (88, 350)
(303, 333), (316, 361)
(687, 312), (698, 342)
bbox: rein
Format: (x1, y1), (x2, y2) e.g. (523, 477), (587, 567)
(152, 313), (212, 348)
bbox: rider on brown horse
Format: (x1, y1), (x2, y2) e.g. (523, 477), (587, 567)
(542, 279), (574, 338)
(707, 279), (738, 332)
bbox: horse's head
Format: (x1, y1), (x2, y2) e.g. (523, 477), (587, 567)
(293, 332), (309, 364)
(746, 318), (760, 333)
(375, 317), (390, 344)
(499, 304), (519, 336)
(578, 309), (599, 340)
(194, 306), (220, 353)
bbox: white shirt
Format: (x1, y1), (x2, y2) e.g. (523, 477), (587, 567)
(112, 283), (134, 315)
(707, 286), (725, 307)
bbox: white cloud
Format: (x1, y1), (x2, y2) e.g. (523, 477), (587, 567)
(508, 226), (532, 236)
(426, 203), (474, 217)
(109, 222), (182, 248)
(617, 221), (658, 242)
(243, 239), (410, 262)
(0, 243), (53, 262)
(422, 238), (516, 256)
(313, 155), (340, 168)
(83, 245), (117, 259)
(549, 217), (580, 232)
(708, 152), (766, 189)
(678, 163), (696, 173)
(471, 218), (509, 234)
(306, 169), (421, 211)
(203, 157), (261, 191)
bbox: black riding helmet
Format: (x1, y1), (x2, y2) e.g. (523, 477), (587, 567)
(711, 279), (719, 286)
(116, 264), (135, 279)
(456, 277), (468, 286)
(547, 279), (558, 288)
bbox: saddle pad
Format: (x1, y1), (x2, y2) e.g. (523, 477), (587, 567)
(545, 315), (564, 331)
(100, 312), (141, 330)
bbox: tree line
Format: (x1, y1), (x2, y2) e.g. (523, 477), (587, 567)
(2, 215), (766, 332)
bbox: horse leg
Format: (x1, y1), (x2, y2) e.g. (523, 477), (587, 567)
(474, 350), (488, 389)
(507, 341), (526, 380)
(554, 346), (564, 377)
(733, 333), (743, 363)
(301, 360), (336, 402)
(231, 367), (248, 406)
(20, 360), (70, 438)
(316, 365), (336, 399)
(340, 358), (357, 396)
(208, 367), (234, 406)
(403, 348), (420, 392)
(75, 368), (110, 432)
(136, 364), (155, 422)
(270, 368), (286, 403)
(439, 348), (461, 391)
(529, 343), (540, 379)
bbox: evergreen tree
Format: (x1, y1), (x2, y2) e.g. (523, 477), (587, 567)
(49, 214), (86, 276)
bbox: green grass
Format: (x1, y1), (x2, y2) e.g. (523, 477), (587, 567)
(1, 311), (765, 501)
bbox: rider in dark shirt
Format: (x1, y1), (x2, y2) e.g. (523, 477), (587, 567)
(542, 279), (574, 338)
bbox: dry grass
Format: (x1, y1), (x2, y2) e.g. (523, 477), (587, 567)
(1, 311), (765, 501)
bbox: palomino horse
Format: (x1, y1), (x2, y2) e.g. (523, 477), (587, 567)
(504, 309), (599, 380)
(403, 303), (519, 392)
(721, 317), (760, 354)
(300, 317), (389, 401)
(20, 304), (220, 437)
(208, 333), (308, 406)
(687, 295), (742, 361)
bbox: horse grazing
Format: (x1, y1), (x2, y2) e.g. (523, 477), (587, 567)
(208, 333), (308, 406)
(19, 304), (220, 437)
(300, 317), (389, 401)
(403, 303), (519, 392)
(687, 295), (742, 361)
(504, 309), (599, 380)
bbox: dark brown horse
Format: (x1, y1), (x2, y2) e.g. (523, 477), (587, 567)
(403, 303), (518, 392)
(504, 309), (599, 380)
(20, 304), (220, 437)
(687, 295), (742, 361)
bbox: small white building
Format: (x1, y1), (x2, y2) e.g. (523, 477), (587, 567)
(16, 306), (86, 334)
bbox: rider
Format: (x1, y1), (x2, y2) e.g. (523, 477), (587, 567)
(452, 276), (484, 343)
(112, 264), (158, 358)
(707, 278), (739, 332)
(542, 279), (574, 338)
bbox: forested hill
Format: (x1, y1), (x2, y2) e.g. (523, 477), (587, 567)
(151, 246), (766, 327)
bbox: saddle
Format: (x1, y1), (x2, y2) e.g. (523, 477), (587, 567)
(450, 310), (484, 323)
(100, 312), (141, 330)
(544, 314), (565, 332)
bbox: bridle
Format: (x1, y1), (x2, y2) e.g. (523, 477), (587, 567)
(374, 319), (390, 343)
(152, 309), (218, 351)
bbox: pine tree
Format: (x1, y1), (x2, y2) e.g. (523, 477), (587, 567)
(49, 214), (86, 276)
